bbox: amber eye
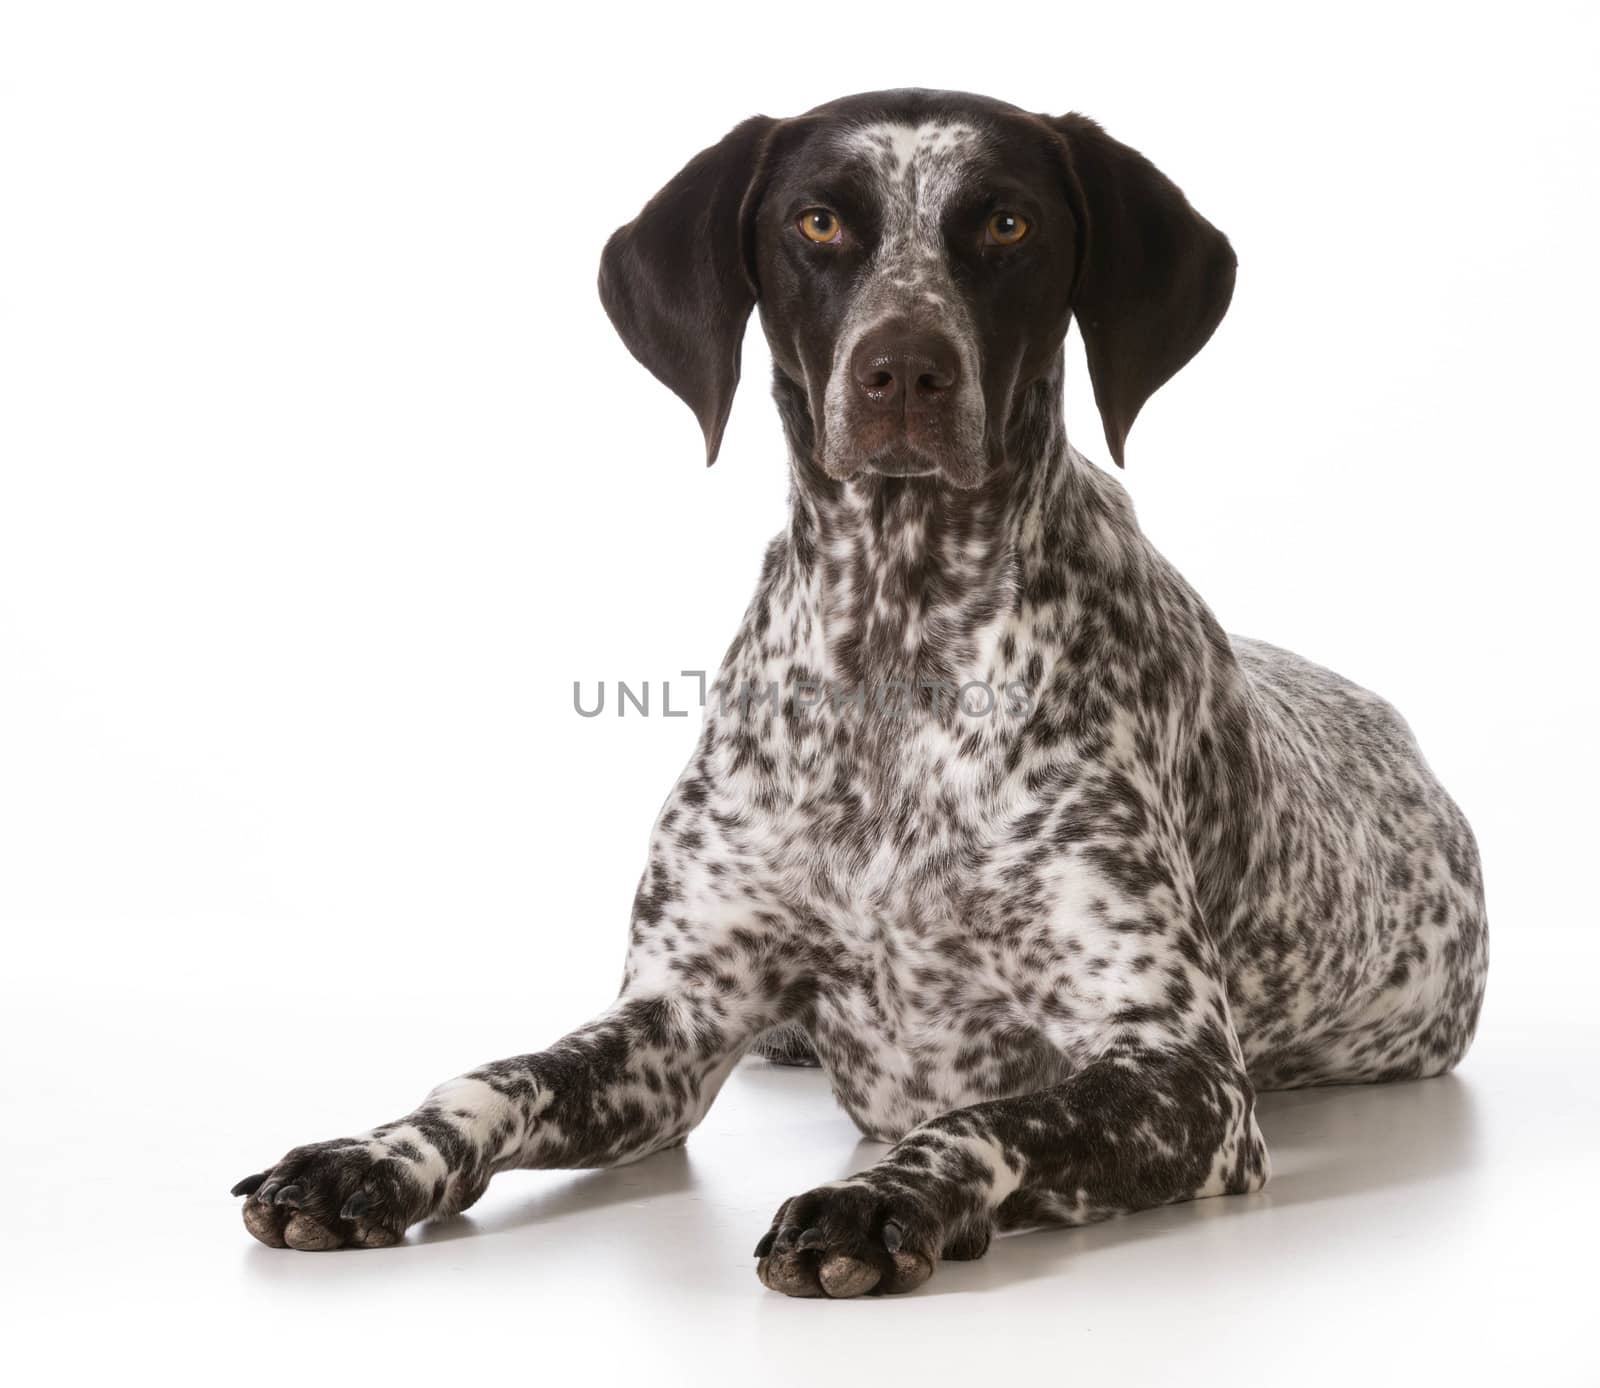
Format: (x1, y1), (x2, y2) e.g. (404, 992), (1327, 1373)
(985, 211), (1030, 246)
(798, 208), (842, 244)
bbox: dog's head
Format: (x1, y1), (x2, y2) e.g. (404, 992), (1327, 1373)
(599, 90), (1234, 485)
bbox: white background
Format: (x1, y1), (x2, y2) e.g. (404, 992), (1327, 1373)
(2, 2), (1597, 1383)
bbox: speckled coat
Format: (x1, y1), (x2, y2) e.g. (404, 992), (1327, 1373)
(233, 90), (1487, 1300)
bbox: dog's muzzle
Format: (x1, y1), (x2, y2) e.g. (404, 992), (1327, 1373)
(823, 319), (987, 487)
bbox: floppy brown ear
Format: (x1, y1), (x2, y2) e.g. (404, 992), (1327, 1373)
(598, 116), (777, 465)
(1051, 114), (1236, 467)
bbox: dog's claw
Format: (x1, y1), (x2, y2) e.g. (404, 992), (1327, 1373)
(753, 1229), (776, 1258)
(256, 1181), (282, 1205)
(775, 1224), (801, 1252)
(340, 1191), (371, 1220)
(882, 1220), (904, 1252)
(796, 1227), (826, 1251)
(273, 1184), (303, 1208)
(231, 1173), (267, 1198)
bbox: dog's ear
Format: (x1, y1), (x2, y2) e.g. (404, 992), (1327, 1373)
(598, 116), (778, 466)
(1050, 114), (1236, 467)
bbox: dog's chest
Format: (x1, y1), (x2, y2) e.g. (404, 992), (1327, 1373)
(701, 539), (1081, 1132)
(793, 713), (1006, 902)
(724, 593), (1026, 918)
(713, 639), (1069, 1135)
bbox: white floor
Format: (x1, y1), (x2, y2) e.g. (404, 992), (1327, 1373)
(5, 925), (1595, 1387)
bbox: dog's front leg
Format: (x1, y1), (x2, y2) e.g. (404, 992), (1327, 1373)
(233, 992), (768, 1250)
(756, 840), (1268, 1297)
(756, 1037), (1265, 1297)
(234, 792), (796, 1250)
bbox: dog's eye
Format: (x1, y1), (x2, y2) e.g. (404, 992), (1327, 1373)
(798, 209), (843, 244)
(985, 211), (1030, 247)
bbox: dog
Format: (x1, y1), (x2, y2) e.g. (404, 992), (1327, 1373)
(232, 89), (1488, 1298)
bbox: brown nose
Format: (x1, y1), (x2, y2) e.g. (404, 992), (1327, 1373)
(851, 329), (959, 409)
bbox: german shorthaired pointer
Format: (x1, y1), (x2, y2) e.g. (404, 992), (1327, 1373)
(233, 89), (1488, 1298)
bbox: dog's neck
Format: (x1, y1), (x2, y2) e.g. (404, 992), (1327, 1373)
(768, 352), (1131, 689)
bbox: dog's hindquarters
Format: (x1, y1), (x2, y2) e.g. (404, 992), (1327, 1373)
(1221, 637), (1489, 1089)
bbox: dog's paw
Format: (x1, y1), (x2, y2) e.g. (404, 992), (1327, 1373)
(754, 1180), (958, 1298)
(231, 1137), (434, 1251)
